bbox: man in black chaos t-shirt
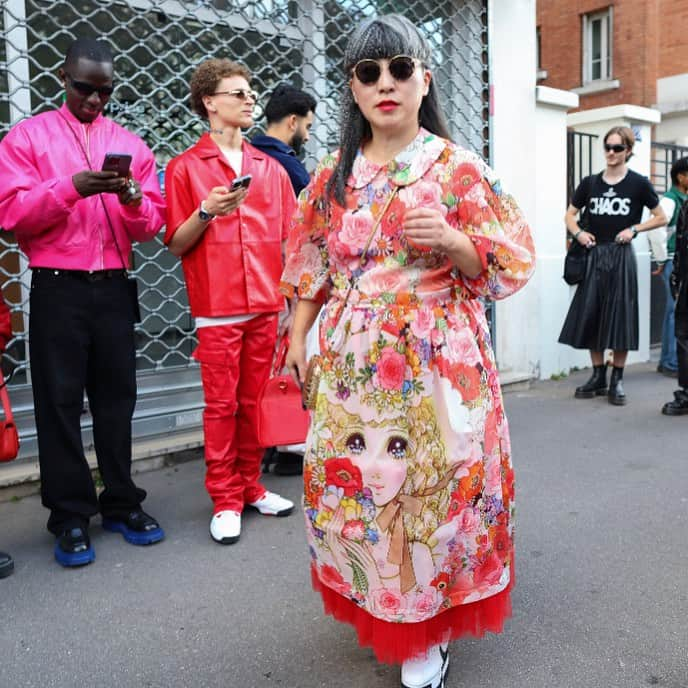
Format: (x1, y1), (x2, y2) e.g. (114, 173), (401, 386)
(573, 171), (659, 244)
(560, 126), (666, 405)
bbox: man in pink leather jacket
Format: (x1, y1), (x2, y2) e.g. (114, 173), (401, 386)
(0, 38), (166, 567)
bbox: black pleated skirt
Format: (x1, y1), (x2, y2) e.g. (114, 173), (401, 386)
(559, 242), (639, 351)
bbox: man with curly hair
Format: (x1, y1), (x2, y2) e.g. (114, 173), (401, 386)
(165, 59), (297, 545)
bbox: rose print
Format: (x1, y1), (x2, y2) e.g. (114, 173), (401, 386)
(342, 519), (367, 542)
(375, 347), (406, 390)
(399, 179), (445, 213)
(371, 587), (403, 615)
(410, 306), (434, 339)
(339, 209), (375, 255)
(445, 328), (482, 367)
(413, 589), (438, 615)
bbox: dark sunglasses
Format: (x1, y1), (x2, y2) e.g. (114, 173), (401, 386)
(352, 55), (419, 85)
(604, 144), (627, 153)
(64, 72), (114, 98)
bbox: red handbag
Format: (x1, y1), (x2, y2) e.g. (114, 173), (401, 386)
(256, 337), (311, 448)
(0, 383), (19, 462)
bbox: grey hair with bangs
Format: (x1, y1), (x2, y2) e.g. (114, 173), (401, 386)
(326, 14), (451, 206)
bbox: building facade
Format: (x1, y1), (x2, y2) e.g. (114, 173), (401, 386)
(537, 0), (688, 145)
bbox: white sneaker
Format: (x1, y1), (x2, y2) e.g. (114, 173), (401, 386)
(209, 510), (241, 544)
(248, 491), (294, 517)
(401, 643), (449, 688)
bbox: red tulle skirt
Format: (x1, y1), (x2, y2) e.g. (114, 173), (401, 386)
(311, 564), (514, 665)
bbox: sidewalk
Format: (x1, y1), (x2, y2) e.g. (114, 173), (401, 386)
(1, 361), (686, 688)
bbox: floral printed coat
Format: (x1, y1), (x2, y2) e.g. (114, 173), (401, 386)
(280, 129), (535, 624)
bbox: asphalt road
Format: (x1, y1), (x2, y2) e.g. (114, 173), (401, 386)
(1, 361), (686, 688)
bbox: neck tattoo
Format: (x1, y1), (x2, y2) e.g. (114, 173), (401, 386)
(210, 128), (223, 135)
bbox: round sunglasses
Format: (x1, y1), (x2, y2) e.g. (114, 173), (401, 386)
(352, 55), (419, 85)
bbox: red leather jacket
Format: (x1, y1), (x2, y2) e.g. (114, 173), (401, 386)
(164, 135), (296, 317)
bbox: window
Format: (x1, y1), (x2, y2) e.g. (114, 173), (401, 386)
(583, 8), (612, 83)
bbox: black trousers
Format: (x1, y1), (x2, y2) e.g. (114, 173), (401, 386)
(29, 269), (145, 534)
(676, 279), (688, 390)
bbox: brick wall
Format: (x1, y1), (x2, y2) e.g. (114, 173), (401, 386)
(659, 0), (688, 77)
(536, 0), (688, 111)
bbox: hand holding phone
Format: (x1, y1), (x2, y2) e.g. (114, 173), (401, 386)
(102, 153), (132, 177)
(230, 174), (252, 191)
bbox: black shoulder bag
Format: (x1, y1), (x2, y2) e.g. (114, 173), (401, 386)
(563, 176), (596, 286)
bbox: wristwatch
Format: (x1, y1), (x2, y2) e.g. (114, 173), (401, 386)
(630, 225), (638, 239)
(198, 201), (215, 222)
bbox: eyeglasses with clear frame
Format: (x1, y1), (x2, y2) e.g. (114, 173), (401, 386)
(212, 89), (259, 102)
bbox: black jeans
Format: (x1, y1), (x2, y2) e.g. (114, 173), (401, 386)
(29, 269), (145, 534)
(676, 279), (688, 390)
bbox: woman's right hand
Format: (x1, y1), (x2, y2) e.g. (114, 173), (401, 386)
(576, 230), (596, 248)
(286, 337), (307, 387)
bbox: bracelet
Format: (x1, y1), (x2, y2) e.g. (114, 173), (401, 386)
(630, 226), (638, 239)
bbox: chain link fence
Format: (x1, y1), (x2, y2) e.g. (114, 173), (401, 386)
(1, 0), (488, 460)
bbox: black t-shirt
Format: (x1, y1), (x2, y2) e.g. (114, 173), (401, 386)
(573, 170), (659, 243)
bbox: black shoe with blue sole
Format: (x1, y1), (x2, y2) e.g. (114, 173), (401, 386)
(54, 527), (95, 567)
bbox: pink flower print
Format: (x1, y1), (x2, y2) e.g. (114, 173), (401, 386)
(457, 506), (482, 538)
(473, 552), (503, 587)
(413, 589), (438, 616)
(297, 242), (324, 275)
(371, 587), (403, 615)
(341, 519), (366, 542)
(445, 328), (481, 367)
(484, 457), (502, 494)
(399, 179), (445, 214)
(375, 347), (406, 390)
(430, 327), (445, 347)
(410, 306), (434, 339)
(361, 268), (408, 296)
(338, 209), (375, 256)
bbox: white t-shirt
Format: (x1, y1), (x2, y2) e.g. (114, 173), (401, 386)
(646, 196), (676, 263)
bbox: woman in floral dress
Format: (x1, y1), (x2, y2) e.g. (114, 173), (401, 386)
(282, 14), (535, 688)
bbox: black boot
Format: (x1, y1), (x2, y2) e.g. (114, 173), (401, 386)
(608, 366), (626, 406)
(0, 551), (14, 579)
(575, 365), (608, 398)
(661, 389), (688, 416)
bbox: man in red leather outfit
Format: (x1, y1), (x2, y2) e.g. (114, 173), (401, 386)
(165, 59), (297, 544)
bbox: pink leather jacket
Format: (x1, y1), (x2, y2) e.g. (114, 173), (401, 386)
(0, 104), (165, 269)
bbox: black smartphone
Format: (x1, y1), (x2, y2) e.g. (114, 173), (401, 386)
(230, 174), (252, 191)
(102, 153), (132, 177)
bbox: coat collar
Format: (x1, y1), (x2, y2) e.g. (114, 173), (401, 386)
(251, 134), (296, 157)
(347, 127), (447, 189)
(192, 132), (267, 162)
(58, 102), (106, 128)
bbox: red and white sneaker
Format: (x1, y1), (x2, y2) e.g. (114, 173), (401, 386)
(400, 643), (449, 688)
(248, 491), (294, 517)
(210, 510), (241, 544)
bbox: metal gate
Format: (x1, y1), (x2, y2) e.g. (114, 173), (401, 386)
(1, 0), (489, 466)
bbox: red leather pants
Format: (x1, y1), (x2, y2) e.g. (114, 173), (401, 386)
(194, 314), (277, 512)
